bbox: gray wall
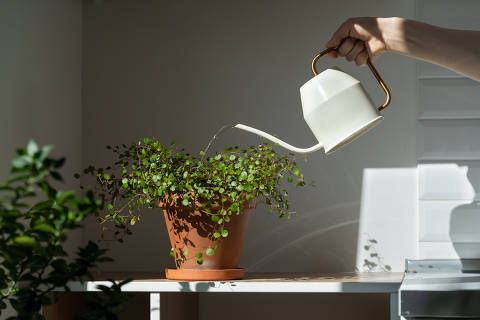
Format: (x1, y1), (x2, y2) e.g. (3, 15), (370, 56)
(0, 0), (82, 185)
(0, 0), (82, 316)
(82, 0), (416, 319)
(82, 0), (416, 271)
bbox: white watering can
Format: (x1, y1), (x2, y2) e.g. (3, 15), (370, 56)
(235, 48), (391, 154)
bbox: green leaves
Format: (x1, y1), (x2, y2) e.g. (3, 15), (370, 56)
(0, 141), (120, 318)
(293, 166), (300, 176)
(85, 137), (307, 265)
(33, 223), (56, 234)
(13, 235), (35, 246)
(12, 155), (31, 169)
(26, 139), (39, 156)
(75, 279), (132, 320)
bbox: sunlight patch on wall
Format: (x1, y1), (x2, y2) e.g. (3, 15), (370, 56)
(357, 168), (418, 272)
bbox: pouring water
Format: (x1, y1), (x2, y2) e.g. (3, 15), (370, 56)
(200, 124), (234, 162)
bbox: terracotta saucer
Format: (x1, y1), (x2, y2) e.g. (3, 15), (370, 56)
(165, 268), (244, 281)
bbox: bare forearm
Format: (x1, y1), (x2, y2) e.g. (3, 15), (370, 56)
(384, 18), (480, 81)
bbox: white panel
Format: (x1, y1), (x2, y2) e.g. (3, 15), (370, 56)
(449, 201), (480, 243)
(418, 161), (480, 200)
(417, 78), (480, 119)
(419, 202), (480, 259)
(448, 242), (480, 259)
(416, 0), (480, 261)
(419, 200), (470, 241)
(420, 241), (480, 260)
(357, 168), (418, 272)
(417, 0), (480, 19)
(417, 120), (480, 160)
(418, 241), (459, 259)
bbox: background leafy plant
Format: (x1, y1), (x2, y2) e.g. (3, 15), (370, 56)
(83, 138), (306, 264)
(74, 279), (132, 320)
(0, 140), (130, 320)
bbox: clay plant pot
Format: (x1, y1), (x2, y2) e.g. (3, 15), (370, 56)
(161, 198), (255, 281)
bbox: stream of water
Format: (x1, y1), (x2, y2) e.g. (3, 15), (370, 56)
(199, 124), (235, 162)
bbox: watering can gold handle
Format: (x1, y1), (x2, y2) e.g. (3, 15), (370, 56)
(311, 47), (391, 112)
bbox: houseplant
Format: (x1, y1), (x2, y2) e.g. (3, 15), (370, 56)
(0, 140), (131, 320)
(85, 138), (305, 280)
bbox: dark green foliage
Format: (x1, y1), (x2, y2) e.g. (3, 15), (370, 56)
(0, 140), (130, 320)
(74, 279), (132, 320)
(84, 139), (306, 264)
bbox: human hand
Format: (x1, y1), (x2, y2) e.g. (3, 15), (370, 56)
(326, 17), (395, 66)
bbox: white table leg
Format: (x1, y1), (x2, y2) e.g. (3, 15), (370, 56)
(150, 293), (160, 320)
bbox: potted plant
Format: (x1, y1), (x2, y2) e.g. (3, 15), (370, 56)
(0, 140), (131, 319)
(84, 138), (305, 280)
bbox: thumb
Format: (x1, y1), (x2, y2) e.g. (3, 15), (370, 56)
(365, 38), (387, 58)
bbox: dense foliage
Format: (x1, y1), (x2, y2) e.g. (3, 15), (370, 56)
(0, 141), (129, 320)
(74, 279), (132, 320)
(84, 138), (306, 263)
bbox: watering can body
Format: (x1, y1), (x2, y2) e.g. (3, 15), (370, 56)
(301, 68), (383, 154)
(235, 48), (391, 154)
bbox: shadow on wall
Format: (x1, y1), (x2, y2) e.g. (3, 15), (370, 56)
(420, 162), (480, 260)
(450, 167), (480, 260)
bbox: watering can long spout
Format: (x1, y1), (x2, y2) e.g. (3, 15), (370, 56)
(234, 48), (391, 155)
(234, 124), (324, 154)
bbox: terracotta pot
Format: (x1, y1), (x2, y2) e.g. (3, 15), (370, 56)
(161, 199), (254, 280)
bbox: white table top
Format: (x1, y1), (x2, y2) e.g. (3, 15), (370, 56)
(66, 272), (403, 293)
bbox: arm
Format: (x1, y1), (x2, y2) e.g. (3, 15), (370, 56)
(326, 17), (480, 82)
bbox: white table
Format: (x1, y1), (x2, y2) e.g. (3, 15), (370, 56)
(56, 272), (404, 320)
